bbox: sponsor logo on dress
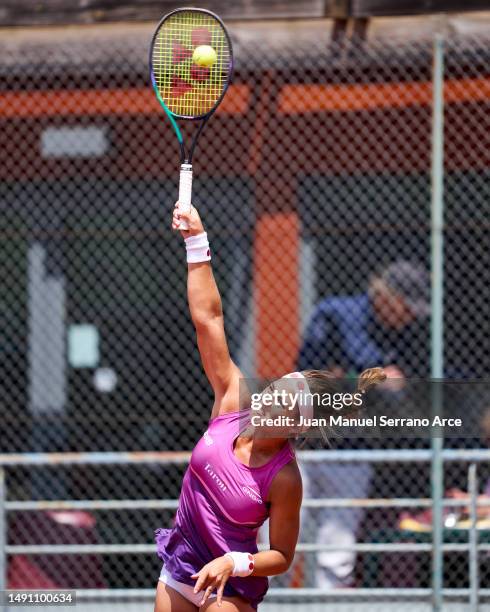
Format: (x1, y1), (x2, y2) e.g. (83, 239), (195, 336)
(241, 485), (263, 504)
(204, 463), (227, 491)
(203, 430), (214, 446)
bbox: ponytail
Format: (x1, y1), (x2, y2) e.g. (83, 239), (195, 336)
(357, 367), (386, 394)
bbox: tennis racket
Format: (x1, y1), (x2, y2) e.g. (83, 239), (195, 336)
(149, 8), (233, 229)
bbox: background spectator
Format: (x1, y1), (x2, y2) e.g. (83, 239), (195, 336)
(298, 260), (430, 588)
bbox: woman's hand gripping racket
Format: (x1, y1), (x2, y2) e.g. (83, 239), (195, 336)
(150, 8), (233, 229)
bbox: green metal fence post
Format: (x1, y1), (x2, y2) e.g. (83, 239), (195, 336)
(430, 32), (445, 612)
(469, 463), (479, 612)
(0, 467), (6, 612)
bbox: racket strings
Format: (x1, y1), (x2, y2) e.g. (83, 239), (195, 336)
(152, 11), (231, 118)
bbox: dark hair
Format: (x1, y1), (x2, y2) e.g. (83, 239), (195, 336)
(356, 367), (388, 393)
(299, 367), (387, 443)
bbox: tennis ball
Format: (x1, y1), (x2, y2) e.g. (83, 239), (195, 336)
(193, 45), (217, 68)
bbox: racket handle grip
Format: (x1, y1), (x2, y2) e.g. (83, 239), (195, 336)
(178, 163), (193, 230)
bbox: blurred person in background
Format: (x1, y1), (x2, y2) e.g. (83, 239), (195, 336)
(446, 406), (490, 521)
(298, 260), (430, 381)
(297, 260), (430, 588)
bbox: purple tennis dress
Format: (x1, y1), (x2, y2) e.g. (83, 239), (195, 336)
(155, 409), (295, 608)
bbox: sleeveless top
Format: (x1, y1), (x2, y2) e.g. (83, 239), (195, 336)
(155, 409), (296, 608)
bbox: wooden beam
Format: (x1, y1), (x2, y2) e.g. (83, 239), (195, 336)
(0, 0), (326, 27)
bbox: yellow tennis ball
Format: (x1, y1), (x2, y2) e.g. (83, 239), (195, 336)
(193, 45), (217, 68)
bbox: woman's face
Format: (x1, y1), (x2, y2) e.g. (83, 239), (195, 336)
(373, 288), (415, 330)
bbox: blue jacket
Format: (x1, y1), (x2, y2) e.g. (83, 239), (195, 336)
(297, 293), (427, 376)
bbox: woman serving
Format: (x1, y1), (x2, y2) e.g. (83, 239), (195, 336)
(154, 203), (385, 612)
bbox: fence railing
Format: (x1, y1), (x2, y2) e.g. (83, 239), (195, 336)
(1, 449), (489, 607)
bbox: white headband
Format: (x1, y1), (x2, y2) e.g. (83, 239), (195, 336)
(282, 371), (313, 434)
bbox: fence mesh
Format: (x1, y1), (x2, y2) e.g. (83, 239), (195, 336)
(1, 20), (490, 604)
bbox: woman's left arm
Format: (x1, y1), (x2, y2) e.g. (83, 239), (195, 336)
(253, 461), (303, 576)
(191, 462), (302, 606)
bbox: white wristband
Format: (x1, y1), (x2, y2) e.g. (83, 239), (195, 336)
(225, 551), (255, 577)
(185, 232), (211, 264)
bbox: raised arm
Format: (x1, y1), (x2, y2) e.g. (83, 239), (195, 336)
(172, 203), (242, 418)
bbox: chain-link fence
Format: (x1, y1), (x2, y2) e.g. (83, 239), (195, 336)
(1, 18), (490, 609)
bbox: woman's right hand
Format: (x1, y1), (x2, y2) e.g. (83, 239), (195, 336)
(172, 201), (205, 238)
(191, 555), (234, 607)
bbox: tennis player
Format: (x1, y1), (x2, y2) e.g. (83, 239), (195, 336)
(154, 203), (385, 611)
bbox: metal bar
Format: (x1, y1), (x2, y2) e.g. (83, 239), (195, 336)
(267, 587), (490, 599)
(6, 544), (155, 555)
(300, 449), (490, 463)
(294, 543), (489, 553)
(4, 498), (432, 511)
(431, 390), (444, 612)
(69, 587), (490, 600)
(440, 450), (490, 462)
(469, 463), (479, 612)
(0, 467), (6, 608)
(6, 499), (179, 511)
(1, 448), (490, 466)
(430, 31), (446, 612)
(7, 542), (490, 555)
(303, 498), (490, 509)
(8, 496), (490, 512)
(303, 498), (430, 508)
(299, 449), (433, 462)
(0, 451), (192, 467)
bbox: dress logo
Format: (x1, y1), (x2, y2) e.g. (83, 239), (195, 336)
(203, 430), (214, 446)
(204, 463), (227, 491)
(241, 485), (263, 504)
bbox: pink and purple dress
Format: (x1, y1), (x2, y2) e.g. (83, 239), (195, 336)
(155, 409), (295, 609)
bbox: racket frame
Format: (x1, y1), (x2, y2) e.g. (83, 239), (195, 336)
(149, 8), (234, 229)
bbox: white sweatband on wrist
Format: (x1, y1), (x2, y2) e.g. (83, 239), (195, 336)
(225, 551), (254, 577)
(185, 232), (211, 264)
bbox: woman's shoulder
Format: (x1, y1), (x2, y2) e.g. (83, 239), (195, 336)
(208, 369), (251, 420)
(268, 460), (302, 503)
(208, 408), (252, 438)
(209, 407), (250, 423)
(274, 459), (302, 485)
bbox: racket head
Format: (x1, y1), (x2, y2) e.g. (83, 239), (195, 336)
(149, 8), (233, 120)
